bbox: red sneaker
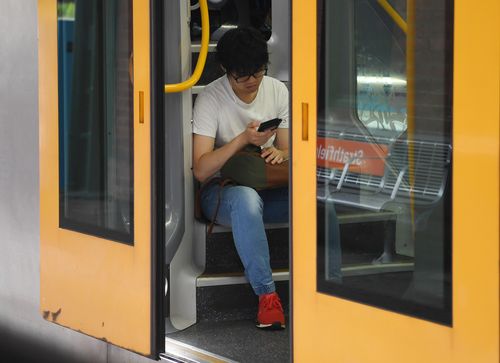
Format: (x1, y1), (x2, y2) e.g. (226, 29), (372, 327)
(256, 292), (285, 329)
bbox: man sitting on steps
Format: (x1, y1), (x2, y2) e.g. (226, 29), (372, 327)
(192, 27), (288, 329)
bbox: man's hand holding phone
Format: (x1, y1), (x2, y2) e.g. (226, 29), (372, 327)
(244, 120), (276, 147)
(243, 118), (283, 147)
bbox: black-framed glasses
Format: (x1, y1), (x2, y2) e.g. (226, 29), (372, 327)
(231, 67), (268, 83)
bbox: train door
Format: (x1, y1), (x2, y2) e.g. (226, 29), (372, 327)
(292, 0), (499, 362)
(39, 0), (164, 358)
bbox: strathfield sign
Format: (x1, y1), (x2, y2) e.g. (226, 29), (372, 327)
(316, 138), (389, 176)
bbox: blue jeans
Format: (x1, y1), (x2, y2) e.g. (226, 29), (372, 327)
(201, 183), (343, 294)
(201, 184), (289, 295)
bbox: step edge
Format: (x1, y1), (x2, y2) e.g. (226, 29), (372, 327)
(208, 222), (289, 234)
(197, 271), (290, 287)
(163, 337), (236, 363)
(197, 262), (415, 287)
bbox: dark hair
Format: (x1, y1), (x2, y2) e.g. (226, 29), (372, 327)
(215, 27), (269, 76)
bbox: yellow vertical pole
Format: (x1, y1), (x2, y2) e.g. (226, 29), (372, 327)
(407, 0), (416, 234)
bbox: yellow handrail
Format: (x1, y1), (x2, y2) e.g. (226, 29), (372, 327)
(164, 0), (210, 93)
(377, 0), (407, 34)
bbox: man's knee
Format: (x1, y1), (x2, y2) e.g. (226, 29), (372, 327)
(226, 186), (263, 215)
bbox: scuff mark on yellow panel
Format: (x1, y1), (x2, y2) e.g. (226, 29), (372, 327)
(51, 308), (61, 322)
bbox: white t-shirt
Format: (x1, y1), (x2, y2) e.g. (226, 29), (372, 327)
(192, 75), (289, 149)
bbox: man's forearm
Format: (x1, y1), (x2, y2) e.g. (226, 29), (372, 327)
(194, 134), (247, 182)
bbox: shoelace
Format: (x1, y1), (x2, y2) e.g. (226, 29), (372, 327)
(260, 294), (284, 312)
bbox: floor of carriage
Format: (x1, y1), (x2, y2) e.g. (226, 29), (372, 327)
(167, 319), (290, 363)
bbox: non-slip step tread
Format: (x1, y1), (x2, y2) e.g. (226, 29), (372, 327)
(166, 320), (289, 363)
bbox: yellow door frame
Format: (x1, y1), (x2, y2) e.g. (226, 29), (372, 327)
(292, 0), (499, 362)
(39, 0), (154, 356)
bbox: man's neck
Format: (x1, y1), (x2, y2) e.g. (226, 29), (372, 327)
(233, 88), (258, 104)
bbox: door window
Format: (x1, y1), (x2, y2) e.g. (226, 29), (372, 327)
(58, 0), (134, 243)
(316, 0), (453, 324)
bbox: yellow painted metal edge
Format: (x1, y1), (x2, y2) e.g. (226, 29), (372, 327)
(452, 0), (500, 361)
(38, 0), (153, 355)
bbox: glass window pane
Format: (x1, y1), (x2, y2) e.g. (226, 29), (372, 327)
(317, 0), (453, 324)
(58, 0), (134, 244)
(355, 0), (407, 132)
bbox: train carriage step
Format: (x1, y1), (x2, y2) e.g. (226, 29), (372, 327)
(204, 225), (289, 275)
(201, 207), (401, 278)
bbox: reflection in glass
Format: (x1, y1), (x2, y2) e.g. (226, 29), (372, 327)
(58, 0), (134, 243)
(317, 0), (453, 324)
(355, 0), (407, 132)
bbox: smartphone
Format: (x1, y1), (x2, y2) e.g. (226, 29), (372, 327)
(257, 118), (282, 132)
